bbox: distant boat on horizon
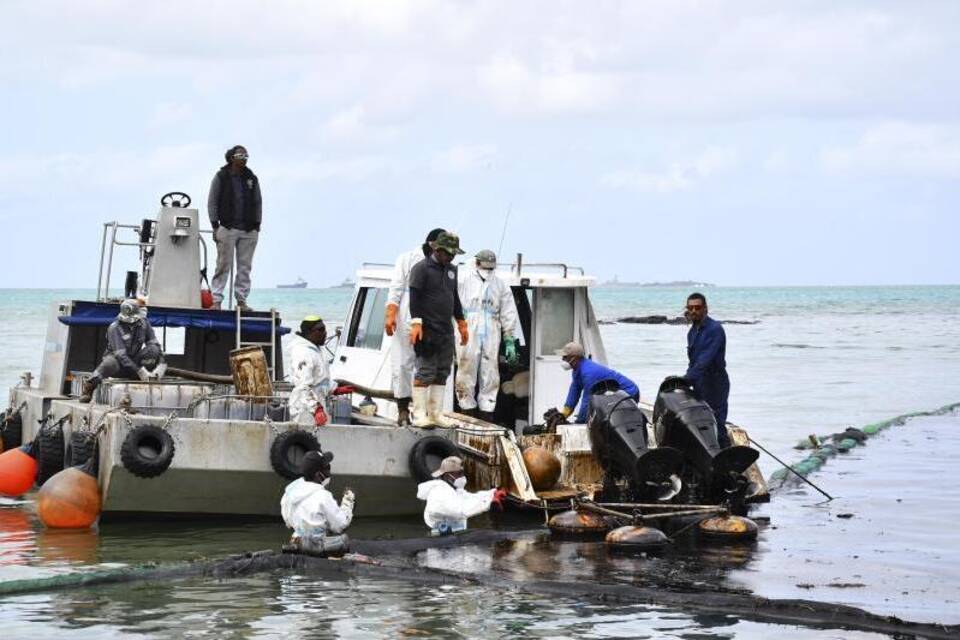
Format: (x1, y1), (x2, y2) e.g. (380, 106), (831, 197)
(329, 278), (355, 289)
(277, 276), (308, 289)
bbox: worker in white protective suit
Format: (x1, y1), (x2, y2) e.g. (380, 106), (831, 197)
(280, 450), (355, 556)
(455, 250), (520, 422)
(286, 316), (333, 425)
(416, 456), (506, 535)
(384, 228), (446, 426)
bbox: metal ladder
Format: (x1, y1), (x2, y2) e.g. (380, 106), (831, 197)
(235, 307), (279, 381)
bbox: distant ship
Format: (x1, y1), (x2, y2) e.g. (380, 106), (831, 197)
(329, 278), (355, 289)
(277, 276), (308, 289)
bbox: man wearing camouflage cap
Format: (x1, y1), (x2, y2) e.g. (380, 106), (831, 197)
(407, 231), (469, 427)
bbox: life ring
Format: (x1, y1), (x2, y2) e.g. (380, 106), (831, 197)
(36, 422), (65, 486)
(1, 410), (23, 450)
(66, 431), (98, 469)
(408, 435), (460, 482)
(270, 430), (320, 480)
(120, 424), (175, 478)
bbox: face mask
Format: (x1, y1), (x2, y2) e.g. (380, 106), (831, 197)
(321, 477), (331, 488)
(453, 476), (467, 490)
(561, 360), (572, 371)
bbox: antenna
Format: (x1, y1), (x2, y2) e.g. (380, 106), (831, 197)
(497, 203), (512, 258)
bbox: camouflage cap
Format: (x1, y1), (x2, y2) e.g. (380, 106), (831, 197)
(475, 249), (497, 268)
(433, 231), (465, 255)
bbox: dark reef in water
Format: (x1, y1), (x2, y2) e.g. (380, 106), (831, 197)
(615, 315), (760, 325)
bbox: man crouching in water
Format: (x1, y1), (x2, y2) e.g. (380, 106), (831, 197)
(417, 456), (506, 535)
(281, 450), (355, 556)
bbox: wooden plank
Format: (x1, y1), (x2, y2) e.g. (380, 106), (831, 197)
(728, 425), (770, 502)
(497, 434), (539, 502)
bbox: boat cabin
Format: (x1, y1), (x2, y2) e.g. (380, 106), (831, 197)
(331, 259), (607, 432)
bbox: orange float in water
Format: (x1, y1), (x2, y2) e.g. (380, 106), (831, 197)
(522, 446), (561, 491)
(37, 461), (101, 529)
(0, 444), (39, 497)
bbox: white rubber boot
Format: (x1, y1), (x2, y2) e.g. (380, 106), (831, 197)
(411, 386), (431, 427)
(428, 385), (455, 428)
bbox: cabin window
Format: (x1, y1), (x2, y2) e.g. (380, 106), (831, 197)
(539, 288), (575, 356)
(348, 287), (388, 350)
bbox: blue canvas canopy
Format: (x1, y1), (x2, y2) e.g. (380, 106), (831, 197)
(58, 301), (290, 335)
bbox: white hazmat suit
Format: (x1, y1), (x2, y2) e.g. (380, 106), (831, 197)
(455, 268), (520, 412)
(281, 477), (355, 537)
(286, 332), (332, 424)
(386, 247), (427, 399)
(416, 478), (497, 534)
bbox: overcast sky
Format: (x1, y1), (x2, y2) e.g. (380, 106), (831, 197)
(1, 1), (957, 288)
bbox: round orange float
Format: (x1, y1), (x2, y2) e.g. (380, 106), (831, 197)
(37, 461), (101, 529)
(0, 443), (39, 497)
(522, 446), (561, 491)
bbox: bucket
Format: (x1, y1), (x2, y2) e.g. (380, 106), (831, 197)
(230, 347), (273, 401)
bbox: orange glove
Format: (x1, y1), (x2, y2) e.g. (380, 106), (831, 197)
(384, 303), (399, 337)
(409, 321), (423, 345)
(456, 319), (469, 346)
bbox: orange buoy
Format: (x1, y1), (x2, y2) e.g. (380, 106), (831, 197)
(522, 446), (561, 491)
(698, 514), (758, 542)
(37, 461), (101, 529)
(548, 509), (610, 539)
(0, 443), (39, 497)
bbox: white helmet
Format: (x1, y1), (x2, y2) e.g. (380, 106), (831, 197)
(118, 299), (143, 324)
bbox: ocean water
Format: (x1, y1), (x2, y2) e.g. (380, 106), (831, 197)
(1, 285), (959, 638)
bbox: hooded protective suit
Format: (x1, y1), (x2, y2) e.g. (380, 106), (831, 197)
(286, 332), (332, 424)
(280, 477), (354, 537)
(387, 247), (428, 399)
(455, 267), (519, 412)
(416, 478), (496, 534)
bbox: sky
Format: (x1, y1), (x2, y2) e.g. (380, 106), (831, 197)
(0, 1), (957, 288)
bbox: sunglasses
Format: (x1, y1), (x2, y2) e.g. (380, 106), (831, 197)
(232, 153), (248, 160)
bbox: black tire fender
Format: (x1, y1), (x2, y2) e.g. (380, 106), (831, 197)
(120, 424), (175, 479)
(1, 410), (23, 450)
(66, 431), (98, 469)
(36, 422), (65, 486)
(408, 435), (460, 482)
(270, 429), (320, 480)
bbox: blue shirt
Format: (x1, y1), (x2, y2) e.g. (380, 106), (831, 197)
(564, 358), (639, 423)
(685, 315), (729, 404)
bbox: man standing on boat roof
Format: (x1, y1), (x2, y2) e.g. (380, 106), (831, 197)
(385, 228), (446, 426)
(684, 292), (731, 448)
(286, 316), (333, 425)
(553, 342), (639, 424)
(455, 249), (520, 422)
(208, 145), (261, 313)
(79, 299), (165, 403)
(407, 232), (469, 427)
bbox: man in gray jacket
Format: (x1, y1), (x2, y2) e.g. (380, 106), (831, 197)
(79, 299), (164, 402)
(208, 145), (262, 312)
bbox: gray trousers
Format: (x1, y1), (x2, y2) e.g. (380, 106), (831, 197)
(212, 226), (259, 304)
(415, 332), (455, 386)
(93, 344), (162, 382)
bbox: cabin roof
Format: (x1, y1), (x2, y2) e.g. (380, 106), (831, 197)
(356, 263), (595, 288)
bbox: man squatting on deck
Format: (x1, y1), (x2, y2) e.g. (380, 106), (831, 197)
(80, 299), (165, 403)
(281, 450), (355, 554)
(417, 456), (506, 535)
(208, 145), (261, 312)
(685, 292), (731, 448)
(407, 232), (470, 427)
(384, 228), (446, 426)
(553, 341), (639, 424)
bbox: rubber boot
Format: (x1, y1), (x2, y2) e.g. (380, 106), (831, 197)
(396, 397), (411, 426)
(411, 386), (431, 428)
(79, 378), (99, 404)
(428, 385), (454, 428)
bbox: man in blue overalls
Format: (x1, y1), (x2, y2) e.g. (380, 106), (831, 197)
(685, 292), (731, 448)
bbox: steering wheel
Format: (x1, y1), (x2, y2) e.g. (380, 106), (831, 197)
(161, 192), (192, 208)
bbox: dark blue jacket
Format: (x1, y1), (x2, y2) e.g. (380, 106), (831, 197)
(564, 358), (639, 423)
(686, 315), (729, 409)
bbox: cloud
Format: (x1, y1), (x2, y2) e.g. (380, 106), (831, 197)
(149, 102), (193, 128)
(601, 147), (739, 193)
(430, 144), (497, 174)
(820, 121), (960, 178)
